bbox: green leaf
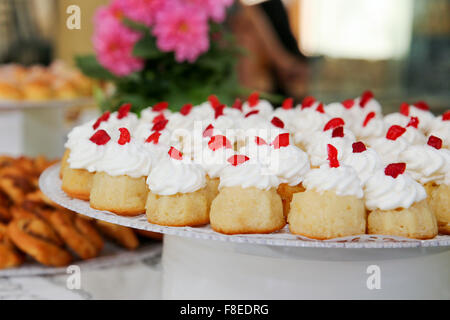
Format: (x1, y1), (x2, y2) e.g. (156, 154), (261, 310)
(75, 55), (119, 81)
(133, 35), (164, 59)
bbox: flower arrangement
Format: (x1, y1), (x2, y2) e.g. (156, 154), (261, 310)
(76, 0), (240, 113)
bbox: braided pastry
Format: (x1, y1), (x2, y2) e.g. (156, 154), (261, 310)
(7, 218), (72, 266)
(96, 220), (139, 250)
(50, 210), (103, 259)
(0, 222), (24, 269)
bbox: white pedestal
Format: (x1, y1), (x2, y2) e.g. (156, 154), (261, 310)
(161, 235), (450, 299)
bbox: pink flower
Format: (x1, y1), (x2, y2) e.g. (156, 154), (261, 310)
(113, 0), (165, 27)
(204, 0), (234, 23)
(153, 3), (209, 63)
(93, 5), (144, 76)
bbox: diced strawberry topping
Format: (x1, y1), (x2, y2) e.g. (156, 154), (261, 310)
(271, 133), (290, 149)
(152, 113), (167, 124)
(414, 101), (430, 111)
(359, 90), (374, 107)
(227, 154), (249, 166)
(152, 101), (169, 112)
(203, 124), (214, 137)
(315, 103), (325, 113)
(363, 112), (376, 127)
(93, 111), (110, 130)
(208, 95), (221, 109)
(244, 110), (259, 118)
(386, 125), (406, 140)
(151, 119), (168, 132)
(118, 128), (131, 145)
(327, 144), (339, 168)
(232, 98), (243, 111)
(282, 98), (293, 110)
(342, 99), (354, 109)
(427, 135), (442, 150)
(399, 102), (410, 116)
(323, 117), (345, 131)
(180, 103), (193, 116)
(145, 131), (161, 144)
(271, 117), (284, 128)
(168, 146), (183, 160)
(301, 96), (316, 109)
(255, 136), (267, 145)
(407, 116), (419, 129)
(384, 163), (406, 178)
(352, 141), (367, 153)
(331, 126), (344, 138)
(89, 130), (111, 145)
(117, 103), (131, 119)
(247, 92), (259, 107)
(214, 104), (226, 119)
(208, 135), (232, 151)
(442, 110), (450, 121)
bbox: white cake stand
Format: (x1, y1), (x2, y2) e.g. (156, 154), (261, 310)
(0, 98), (93, 158)
(40, 164), (450, 299)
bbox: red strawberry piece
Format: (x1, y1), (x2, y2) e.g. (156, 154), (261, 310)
(208, 135), (232, 151)
(153, 101), (169, 112)
(359, 90), (374, 107)
(151, 119), (168, 132)
(271, 116), (285, 128)
(331, 126), (344, 138)
(282, 98), (294, 110)
(248, 92), (259, 107)
(118, 127), (131, 145)
(208, 95), (221, 109)
(386, 125), (406, 140)
(414, 101), (430, 111)
(407, 116), (419, 128)
(227, 154), (249, 166)
(352, 141), (367, 153)
(399, 102), (410, 116)
(232, 98), (243, 111)
(203, 124), (214, 137)
(327, 144), (339, 168)
(89, 130), (111, 145)
(363, 112), (376, 127)
(316, 103), (325, 113)
(384, 163), (406, 178)
(152, 112), (167, 124)
(214, 104), (226, 119)
(168, 146), (183, 160)
(93, 111), (110, 130)
(244, 110), (259, 118)
(271, 133), (290, 149)
(117, 103), (131, 119)
(255, 136), (267, 145)
(145, 131), (161, 144)
(301, 96), (316, 109)
(442, 110), (450, 121)
(323, 117), (345, 131)
(342, 99), (355, 109)
(180, 103), (193, 116)
(427, 135), (442, 150)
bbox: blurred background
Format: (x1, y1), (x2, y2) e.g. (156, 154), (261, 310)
(0, 0), (448, 113)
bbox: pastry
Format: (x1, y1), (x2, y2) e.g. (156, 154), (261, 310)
(399, 136), (450, 234)
(96, 220), (139, 250)
(364, 162), (437, 239)
(146, 147), (209, 227)
(89, 127), (152, 215)
(289, 144), (366, 239)
(49, 210), (104, 259)
(210, 154), (285, 234)
(7, 218), (72, 266)
(0, 222), (24, 269)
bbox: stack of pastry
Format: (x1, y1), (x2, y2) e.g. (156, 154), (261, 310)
(0, 61), (94, 101)
(61, 92), (449, 240)
(0, 155), (161, 270)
